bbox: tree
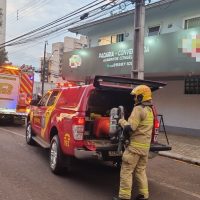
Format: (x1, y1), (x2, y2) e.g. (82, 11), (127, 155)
(0, 48), (8, 65)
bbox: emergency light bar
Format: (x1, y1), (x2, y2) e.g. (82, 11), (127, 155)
(56, 81), (77, 88)
(56, 81), (85, 88)
(2, 66), (19, 70)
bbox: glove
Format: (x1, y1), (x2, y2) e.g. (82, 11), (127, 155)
(123, 125), (132, 133)
(123, 125), (132, 143)
(118, 118), (129, 128)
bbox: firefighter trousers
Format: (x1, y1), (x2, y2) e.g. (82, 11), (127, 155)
(119, 149), (149, 200)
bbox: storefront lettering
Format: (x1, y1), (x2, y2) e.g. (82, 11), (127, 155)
(99, 51), (114, 58)
(118, 49), (133, 56)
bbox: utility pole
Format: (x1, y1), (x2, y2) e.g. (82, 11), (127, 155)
(132, 0), (146, 80)
(41, 41), (48, 96)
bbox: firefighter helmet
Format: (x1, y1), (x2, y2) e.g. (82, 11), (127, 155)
(131, 85), (152, 103)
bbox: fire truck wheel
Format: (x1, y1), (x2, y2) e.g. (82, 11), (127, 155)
(26, 122), (35, 145)
(50, 135), (64, 174)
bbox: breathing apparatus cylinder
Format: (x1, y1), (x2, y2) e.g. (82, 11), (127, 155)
(109, 106), (125, 137)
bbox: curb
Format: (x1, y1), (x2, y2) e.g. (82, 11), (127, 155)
(159, 152), (200, 166)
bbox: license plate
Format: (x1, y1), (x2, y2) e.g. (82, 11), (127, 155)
(108, 151), (122, 157)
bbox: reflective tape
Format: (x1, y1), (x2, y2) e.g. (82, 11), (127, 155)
(139, 188), (149, 197)
(119, 188), (131, 199)
(130, 141), (150, 149)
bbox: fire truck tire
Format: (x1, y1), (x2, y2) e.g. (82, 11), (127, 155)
(26, 122), (35, 145)
(50, 135), (65, 174)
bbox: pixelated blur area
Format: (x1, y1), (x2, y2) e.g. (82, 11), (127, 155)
(181, 34), (200, 62)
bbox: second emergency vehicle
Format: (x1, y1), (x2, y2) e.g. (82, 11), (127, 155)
(0, 64), (34, 124)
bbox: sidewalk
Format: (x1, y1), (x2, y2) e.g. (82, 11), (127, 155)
(157, 132), (200, 166)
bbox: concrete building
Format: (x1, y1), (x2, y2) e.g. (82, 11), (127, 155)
(63, 0), (200, 135)
(64, 35), (88, 52)
(33, 82), (55, 98)
(40, 53), (52, 83)
(40, 36), (87, 83)
(0, 0), (6, 44)
(48, 42), (64, 83)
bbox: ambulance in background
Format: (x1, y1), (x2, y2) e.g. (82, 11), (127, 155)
(0, 64), (34, 124)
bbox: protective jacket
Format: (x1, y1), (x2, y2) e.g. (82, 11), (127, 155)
(119, 101), (154, 155)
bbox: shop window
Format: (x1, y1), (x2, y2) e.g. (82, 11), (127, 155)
(184, 76), (200, 94)
(148, 25), (160, 36)
(99, 36), (111, 46)
(99, 33), (124, 46)
(184, 16), (200, 29)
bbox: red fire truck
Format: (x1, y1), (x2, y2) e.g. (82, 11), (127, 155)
(26, 76), (171, 174)
(0, 64), (34, 124)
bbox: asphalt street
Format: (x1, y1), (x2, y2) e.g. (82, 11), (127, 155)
(0, 124), (200, 200)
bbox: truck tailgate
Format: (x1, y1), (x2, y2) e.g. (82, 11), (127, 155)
(150, 142), (172, 152)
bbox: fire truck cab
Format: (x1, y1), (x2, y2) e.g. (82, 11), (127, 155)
(26, 76), (171, 174)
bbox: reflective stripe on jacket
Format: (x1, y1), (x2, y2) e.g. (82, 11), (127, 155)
(120, 102), (154, 155)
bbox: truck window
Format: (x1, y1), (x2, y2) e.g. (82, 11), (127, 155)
(61, 87), (85, 108)
(47, 91), (59, 106)
(39, 92), (51, 106)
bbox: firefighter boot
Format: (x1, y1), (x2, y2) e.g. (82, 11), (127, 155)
(135, 194), (148, 200)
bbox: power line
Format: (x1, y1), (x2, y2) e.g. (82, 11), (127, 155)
(7, 1), (127, 66)
(7, 0), (51, 23)
(6, 0), (133, 53)
(4, 0), (126, 48)
(8, 29), (69, 56)
(1, 0), (107, 48)
(16, 0), (51, 20)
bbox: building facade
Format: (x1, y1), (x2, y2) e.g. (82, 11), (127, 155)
(48, 42), (64, 83)
(40, 36), (88, 83)
(0, 0), (6, 44)
(63, 0), (200, 135)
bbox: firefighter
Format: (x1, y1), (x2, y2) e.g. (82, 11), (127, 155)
(113, 85), (154, 200)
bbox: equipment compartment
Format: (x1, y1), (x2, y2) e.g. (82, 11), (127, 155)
(85, 88), (134, 139)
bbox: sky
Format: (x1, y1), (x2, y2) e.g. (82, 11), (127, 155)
(6, 0), (92, 69)
(5, 0), (159, 72)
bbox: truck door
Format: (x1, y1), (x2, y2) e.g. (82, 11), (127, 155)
(39, 90), (60, 139)
(32, 92), (51, 135)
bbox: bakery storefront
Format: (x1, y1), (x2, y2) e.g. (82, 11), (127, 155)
(62, 27), (200, 135)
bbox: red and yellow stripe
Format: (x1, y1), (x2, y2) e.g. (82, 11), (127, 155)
(19, 73), (34, 104)
(0, 68), (20, 76)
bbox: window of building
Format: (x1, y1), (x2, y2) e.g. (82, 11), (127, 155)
(117, 33), (124, 42)
(184, 17), (200, 29)
(184, 16), (200, 29)
(99, 33), (124, 46)
(148, 25), (160, 36)
(184, 76), (200, 94)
